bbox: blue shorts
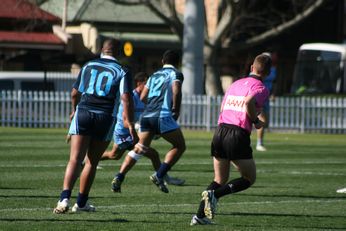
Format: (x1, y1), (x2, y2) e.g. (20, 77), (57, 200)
(114, 133), (134, 151)
(69, 107), (115, 141)
(140, 116), (179, 134)
(263, 100), (270, 113)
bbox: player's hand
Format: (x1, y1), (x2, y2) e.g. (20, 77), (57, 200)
(66, 134), (71, 144)
(172, 112), (179, 121)
(254, 119), (265, 129)
(153, 135), (161, 140)
(69, 111), (75, 122)
(129, 127), (139, 145)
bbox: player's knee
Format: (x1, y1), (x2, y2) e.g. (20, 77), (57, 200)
(180, 141), (186, 153)
(128, 143), (149, 161)
(174, 140), (186, 154)
(127, 150), (143, 161)
(107, 151), (117, 160)
(134, 143), (149, 154)
(244, 174), (256, 185)
(144, 148), (159, 159)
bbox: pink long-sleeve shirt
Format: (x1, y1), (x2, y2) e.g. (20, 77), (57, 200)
(218, 76), (269, 134)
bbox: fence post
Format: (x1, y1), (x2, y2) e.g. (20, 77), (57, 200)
(0, 91), (4, 127)
(300, 96), (305, 133)
(206, 95), (211, 131)
(17, 90), (22, 127)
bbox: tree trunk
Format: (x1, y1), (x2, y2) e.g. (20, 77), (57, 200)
(204, 45), (223, 96)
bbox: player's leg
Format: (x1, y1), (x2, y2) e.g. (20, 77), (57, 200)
(197, 157), (229, 220)
(160, 128), (186, 166)
(256, 104), (269, 151)
(143, 147), (161, 170)
(144, 147), (186, 186)
(73, 139), (110, 212)
(101, 133), (130, 161)
(212, 158), (256, 199)
(100, 143), (125, 160)
(149, 128), (185, 193)
(112, 131), (152, 192)
(62, 135), (90, 191)
(199, 159), (255, 221)
(111, 149), (140, 192)
(54, 134), (90, 214)
(208, 125), (256, 203)
(156, 126), (186, 178)
(72, 112), (114, 212)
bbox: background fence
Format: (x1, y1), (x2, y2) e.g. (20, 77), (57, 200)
(1, 90), (346, 133)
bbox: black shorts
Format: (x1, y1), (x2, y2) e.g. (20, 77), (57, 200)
(68, 108), (115, 141)
(211, 123), (253, 160)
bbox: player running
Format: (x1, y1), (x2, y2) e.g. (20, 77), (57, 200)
(53, 39), (137, 214)
(100, 72), (185, 192)
(191, 53), (271, 225)
(113, 50), (186, 193)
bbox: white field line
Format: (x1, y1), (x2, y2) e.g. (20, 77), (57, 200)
(0, 199), (344, 212)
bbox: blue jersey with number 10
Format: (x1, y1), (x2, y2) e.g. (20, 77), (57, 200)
(73, 58), (132, 116)
(142, 66), (184, 118)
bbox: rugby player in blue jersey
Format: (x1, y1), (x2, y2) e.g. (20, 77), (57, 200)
(102, 72), (185, 193)
(113, 50), (186, 193)
(53, 39), (138, 214)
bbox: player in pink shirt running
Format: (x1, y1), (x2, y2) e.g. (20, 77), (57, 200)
(191, 53), (271, 225)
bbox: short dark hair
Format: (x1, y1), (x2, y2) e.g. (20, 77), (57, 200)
(162, 50), (180, 66)
(134, 72), (148, 83)
(101, 38), (119, 56)
(253, 54), (272, 76)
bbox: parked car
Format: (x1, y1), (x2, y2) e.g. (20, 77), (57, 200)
(291, 43), (346, 94)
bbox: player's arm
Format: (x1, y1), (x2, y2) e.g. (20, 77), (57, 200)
(140, 86), (149, 104)
(172, 80), (182, 120)
(121, 68), (138, 144)
(70, 88), (81, 121)
(244, 95), (264, 129)
(66, 88), (80, 143)
(122, 92), (139, 144)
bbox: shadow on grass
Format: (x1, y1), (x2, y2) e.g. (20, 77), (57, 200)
(0, 195), (57, 199)
(218, 211), (346, 219)
(238, 193), (342, 200)
(0, 218), (129, 223)
(230, 222), (346, 231)
(111, 211), (193, 216)
(0, 187), (32, 190)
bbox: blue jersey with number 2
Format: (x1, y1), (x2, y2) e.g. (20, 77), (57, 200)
(142, 65), (184, 118)
(72, 58), (132, 116)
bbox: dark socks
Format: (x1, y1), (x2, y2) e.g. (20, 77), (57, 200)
(196, 178), (251, 218)
(213, 177), (251, 199)
(76, 192), (88, 208)
(196, 181), (221, 218)
(60, 189), (71, 202)
(156, 162), (171, 178)
(207, 181), (222, 191)
(116, 172), (125, 182)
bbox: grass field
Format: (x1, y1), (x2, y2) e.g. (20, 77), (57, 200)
(0, 127), (345, 231)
